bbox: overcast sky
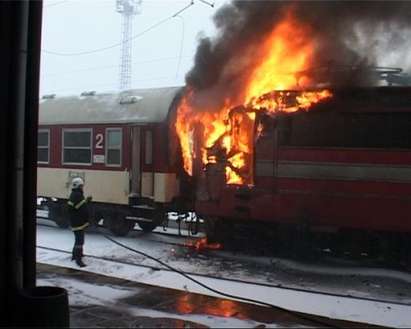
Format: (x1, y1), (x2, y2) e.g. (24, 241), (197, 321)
(40, 0), (227, 96)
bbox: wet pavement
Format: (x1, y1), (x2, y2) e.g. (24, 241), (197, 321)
(37, 263), (377, 328)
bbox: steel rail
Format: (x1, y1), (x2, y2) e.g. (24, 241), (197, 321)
(36, 222), (193, 250)
(36, 218), (201, 241)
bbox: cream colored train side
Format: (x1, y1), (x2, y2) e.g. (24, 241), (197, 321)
(37, 87), (183, 235)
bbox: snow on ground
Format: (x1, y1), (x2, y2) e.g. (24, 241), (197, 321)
(126, 308), (283, 329)
(37, 275), (282, 328)
(37, 276), (138, 306)
(215, 250), (411, 285)
(37, 219), (411, 293)
(37, 225), (411, 327)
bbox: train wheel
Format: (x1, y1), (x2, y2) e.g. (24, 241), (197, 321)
(87, 204), (99, 228)
(294, 223), (315, 260)
(205, 217), (227, 244)
(88, 212), (100, 228)
(204, 217), (217, 243)
(137, 221), (157, 233)
(105, 213), (134, 237)
(402, 234), (411, 271)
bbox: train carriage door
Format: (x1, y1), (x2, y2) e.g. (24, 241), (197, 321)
(130, 126), (141, 196)
(255, 113), (279, 192)
(141, 128), (154, 198)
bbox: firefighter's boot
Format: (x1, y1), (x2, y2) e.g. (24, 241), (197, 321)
(71, 245), (84, 260)
(73, 246), (86, 267)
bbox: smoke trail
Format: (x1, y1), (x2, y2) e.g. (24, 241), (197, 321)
(186, 0), (411, 91)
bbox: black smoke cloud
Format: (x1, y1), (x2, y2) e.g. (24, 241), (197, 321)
(186, 0), (411, 90)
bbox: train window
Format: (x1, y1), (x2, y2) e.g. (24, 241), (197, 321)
(255, 115), (275, 157)
(145, 130), (153, 165)
(282, 111), (411, 149)
(37, 130), (50, 164)
(62, 129), (92, 165)
(277, 116), (292, 145)
(106, 128), (122, 166)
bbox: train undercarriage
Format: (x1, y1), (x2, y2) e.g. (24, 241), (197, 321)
(203, 216), (411, 270)
(38, 195), (411, 270)
(39, 197), (165, 235)
(38, 196), (200, 237)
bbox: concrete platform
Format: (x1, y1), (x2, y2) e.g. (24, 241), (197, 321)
(37, 263), (377, 328)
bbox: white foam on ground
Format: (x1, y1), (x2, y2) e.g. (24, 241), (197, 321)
(37, 225), (411, 327)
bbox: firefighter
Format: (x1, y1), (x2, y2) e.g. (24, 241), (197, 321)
(67, 177), (92, 267)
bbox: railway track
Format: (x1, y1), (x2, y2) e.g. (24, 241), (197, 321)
(36, 216), (203, 242)
(36, 221), (197, 251)
(37, 218), (411, 285)
(36, 244), (411, 307)
(37, 215), (410, 272)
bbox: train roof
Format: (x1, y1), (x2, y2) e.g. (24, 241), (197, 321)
(39, 86), (183, 125)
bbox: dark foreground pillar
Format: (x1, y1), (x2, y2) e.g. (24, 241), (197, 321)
(14, 286), (70, 327)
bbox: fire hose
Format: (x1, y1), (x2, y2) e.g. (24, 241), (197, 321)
(101, 231), (341, 328)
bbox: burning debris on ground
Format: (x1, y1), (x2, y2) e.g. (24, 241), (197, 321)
(185, 237), (222, 252)
(174, 0), (411, 187)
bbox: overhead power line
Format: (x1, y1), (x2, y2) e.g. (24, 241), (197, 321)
(44, 0), (69, 8)
(172, 0), (194, 17)
(42, 1), (196, 57)
(198, 0), (214, 8)
(174, 15), (186, 79)
(42, 56), (191, 78)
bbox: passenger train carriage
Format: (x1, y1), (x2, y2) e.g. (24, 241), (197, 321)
(38, 87), (183, 235)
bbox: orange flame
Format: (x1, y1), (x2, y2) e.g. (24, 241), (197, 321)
(176, 294), (241, 318)
(175, 93), (195, 175)
(251, 89), (332, 114)
(297, 90), (333, 109)
(186, 237), (222, 251)
(245, 13), (314, 101)
(225, 167), (243, 185)
(175, 11), (332, 185)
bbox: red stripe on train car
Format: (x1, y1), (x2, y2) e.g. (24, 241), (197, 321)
(255, 177), (411, 197)
(274, 147), (411, 165)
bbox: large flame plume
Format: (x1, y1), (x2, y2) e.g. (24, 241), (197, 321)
(175, 10), (333, 185)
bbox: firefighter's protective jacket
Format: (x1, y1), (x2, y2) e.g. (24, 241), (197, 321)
(67, 188), (90, 231)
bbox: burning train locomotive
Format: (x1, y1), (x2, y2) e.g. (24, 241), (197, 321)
(37, 1), (411, 263)
(185, 86), (411, 258)
(172, 1), (411, 262)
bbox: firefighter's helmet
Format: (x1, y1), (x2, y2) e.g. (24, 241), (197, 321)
(72, 177), (84, 189)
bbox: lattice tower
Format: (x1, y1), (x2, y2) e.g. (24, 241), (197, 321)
(116, 0), (141, 92)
